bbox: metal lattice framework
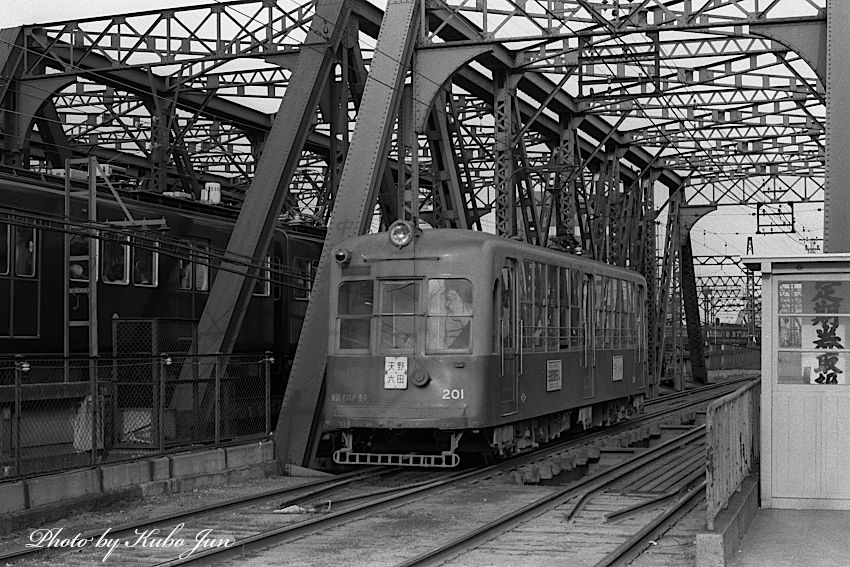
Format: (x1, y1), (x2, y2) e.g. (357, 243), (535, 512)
(0, 0), (830, 463)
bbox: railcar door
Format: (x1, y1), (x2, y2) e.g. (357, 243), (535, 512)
(499, 260), (518, 416)
(582, 273), (595, 398)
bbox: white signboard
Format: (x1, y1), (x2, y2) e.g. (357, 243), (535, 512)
(612, 355), (624, 382)
(384, 357), (408, 389)
(546, 360), (562, 392)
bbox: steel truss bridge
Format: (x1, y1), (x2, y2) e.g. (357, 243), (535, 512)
(0, 0), (833, 465)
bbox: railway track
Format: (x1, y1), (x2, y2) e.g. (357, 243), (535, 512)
(394, 425), (707, 567)
(1, 376), (754, 566)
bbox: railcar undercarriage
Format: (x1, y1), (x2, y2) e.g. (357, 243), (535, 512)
(330, 395), (645, 467)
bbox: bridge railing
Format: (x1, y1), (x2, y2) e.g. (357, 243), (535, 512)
(705, 378), (761, 530)
(0, 352), (273, 480)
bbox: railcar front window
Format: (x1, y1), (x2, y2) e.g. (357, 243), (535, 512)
(380, 280), (420, 351)
(427, 279), (473, 353)
(338, 280), (373, 350)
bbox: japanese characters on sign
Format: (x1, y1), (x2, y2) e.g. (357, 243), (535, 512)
(777, 280), (847, 385)
(384, 356), (408, 389)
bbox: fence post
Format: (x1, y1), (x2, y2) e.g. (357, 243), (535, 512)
(14, 355), (23, 476)
(159, 354), (168, 453)
(264, 352), (273, 435)
(90, 356), (98, 465)
(214, 354), (221, 445)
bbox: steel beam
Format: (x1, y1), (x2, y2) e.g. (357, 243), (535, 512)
(194, 0), (351, 356)
(276, 0), (420, 467)
(825, 0), (850, 252)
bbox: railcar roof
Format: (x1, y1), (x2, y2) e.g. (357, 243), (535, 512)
(344, 229), (645, 281)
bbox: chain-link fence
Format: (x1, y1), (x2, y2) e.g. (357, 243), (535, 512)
(0, 352), (272, 480)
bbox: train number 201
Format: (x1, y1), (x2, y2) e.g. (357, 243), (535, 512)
(442, 388), (465, 400)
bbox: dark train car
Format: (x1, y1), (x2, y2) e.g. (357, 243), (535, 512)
(0, 168), (324, 385)
(323, 222), (648, 467)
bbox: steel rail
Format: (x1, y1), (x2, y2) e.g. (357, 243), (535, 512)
(156, 407), (713, 565)
(593, 480), (707, 567)
(0, 466), (396, 564)
(393, 426), (706, 567)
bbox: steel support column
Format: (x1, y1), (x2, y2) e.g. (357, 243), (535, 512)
(192, 0), (351, 364)
(825, 0), (850, 252)
(493, 70), (520, 238)
(276, 0), (420, 467)
(677, 205), (717, 385)
(679, 235), (707, 384)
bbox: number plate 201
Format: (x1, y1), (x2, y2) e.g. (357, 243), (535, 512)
(441, 388), (464, 400)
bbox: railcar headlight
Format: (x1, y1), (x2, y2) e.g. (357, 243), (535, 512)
(388, 220), (415, 248)
(334, 248), (352, 264)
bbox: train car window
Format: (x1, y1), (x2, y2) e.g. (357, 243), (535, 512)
(379, 280), (421, 352)
(178, 258), (193, 290)
(426, 278), (472, 353)
(14, 227), (36, 277)
(594, 278), (605, 348)
(559, 267), (569, 350)
(131, 239), (158, 287)
(294, 257), (317, 301)
(519, 261), (534, 350)
(546, 265), (559, 351)
(533, 262), (546, 350)
(271, 256), (282, 301)
(607, 279), (619, 349)
(492, 280), (500, 354)
(0, 223), (8, 275)
(194, 243), (209, 291)
(69, 234), (90, 282)
(252, 256), (271, 297)
(101, 234), (130, 285)
(570, 270), (583, 349)
(178, 241), (210, 291)
(338, 280), (373, 351)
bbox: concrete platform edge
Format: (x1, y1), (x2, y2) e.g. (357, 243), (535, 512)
(696, 474), (759, 567)
(0, 440), (276, 535)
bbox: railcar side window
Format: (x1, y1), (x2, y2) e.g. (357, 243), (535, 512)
(559, 268), (569, 349)
(338, 280), (373, 350)
(0, 223), (8, 275)
(427, 279), (472, 353)
(546, 265), (559, 351)
(594, 278), (605, 348)
(69, 234), (90, 282)
(380, 280), (421, 351)
(178, 241), (210, 291)
(252, 256), (271, 297)
(570, 270), (583, 349)
(520, 261), (534, 350)
(14, 227), (36, 277)
(101, 234), (130, 284)
(533, 263), (546, 350)
(294, 257), (318, 301)
(131, 238), (158, 287)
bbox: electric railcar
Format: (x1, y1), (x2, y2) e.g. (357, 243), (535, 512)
(323, 222), (648, 467)
(0, 167), (324, 384)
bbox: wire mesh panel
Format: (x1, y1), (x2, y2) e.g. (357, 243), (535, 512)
(0, 352), (271, 480)
(217, 355), (270, 441)
(113, 318), (197, 356)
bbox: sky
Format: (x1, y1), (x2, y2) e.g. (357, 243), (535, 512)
(3, 1), (229, 27)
